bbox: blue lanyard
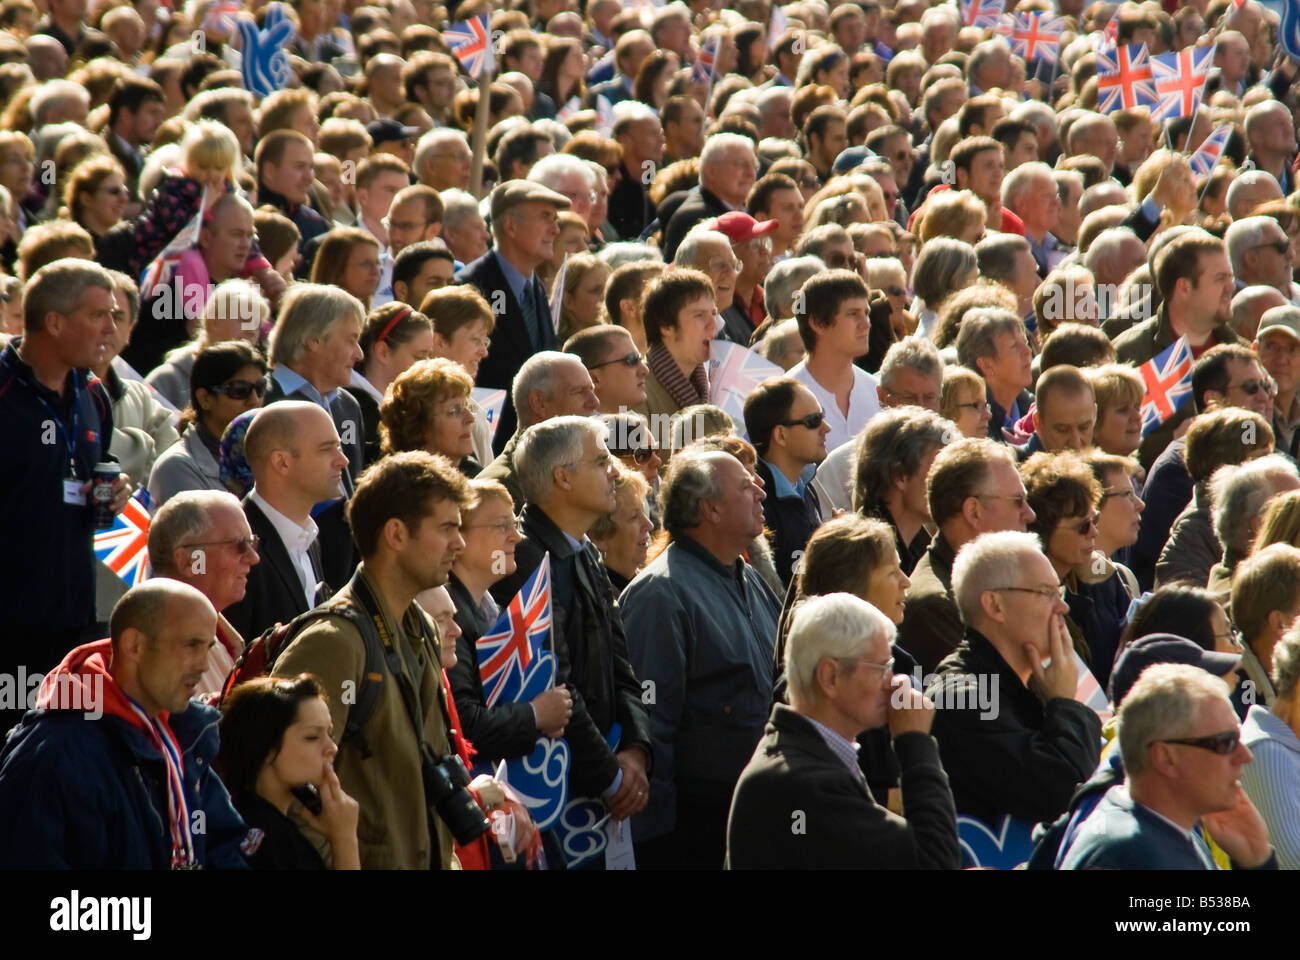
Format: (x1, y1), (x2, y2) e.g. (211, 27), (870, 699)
(1, 348), (84, 478)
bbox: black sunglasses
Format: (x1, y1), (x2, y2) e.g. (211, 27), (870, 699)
(1159, 730), (1240, 755)
(207, 377), (268, 400)
(778, 411), (825, 430)
(612, 446), (656, 464)
(588, 351), (644, 370)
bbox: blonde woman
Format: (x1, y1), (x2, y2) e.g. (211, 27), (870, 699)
(940, 366), (992, 439)
(1254, 490), (1300, 553)
(1088, 363), (1145, 457)
(915, 189), (987, 245)
(557, 253), (610, 342)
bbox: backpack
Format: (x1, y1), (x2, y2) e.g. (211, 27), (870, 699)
(217, 596), (391, 758)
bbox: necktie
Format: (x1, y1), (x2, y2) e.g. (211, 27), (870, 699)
(521, 279), (548, 349)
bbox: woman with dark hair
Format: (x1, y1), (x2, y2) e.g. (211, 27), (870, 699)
(732, 24), (767, 83)
(537, 36), (587, 112)
(62, 155), (129, 258)
(1119, 584), (1240, 657)
(633, 53), (680, 112)
(311, 227), (381, 307)
(351, 303), (435, 467)
(773, 513), (917, 809)
(217, 674), (361, 870)
(147, 340), (267, 505)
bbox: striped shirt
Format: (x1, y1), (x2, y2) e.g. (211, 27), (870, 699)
(1239, 705), (1300, 870)
(804, 714), (864, 786)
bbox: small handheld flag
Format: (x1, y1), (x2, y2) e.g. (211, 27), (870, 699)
(1137, 336), (1193, 436)
(446, 14), (494, 79)
(1096, 43), (1158, 114)
(692, 34), (719, 89)
(1188, 124), (1233, 177)
(95, 489), (153, 587)
(1148, 45), (1214, 122)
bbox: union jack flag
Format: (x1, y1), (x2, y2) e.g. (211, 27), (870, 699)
(1096, 43), (1157, 114)
(958, 0), (1003, 29)
(477, 553), (553, 708)
(1149, 45), (1214, 122)
(139, 193), (207, 300)
(1189, 123), (1233, 177)
(94, 489), (152, 587)
(996, 12), (1064, 64)
(445, 14), (493, 79)
(203, 0), (243, 34)
(1138, 336), (1193, 436)
(708, 339), (783, 428)
(693, 34), (719, 88)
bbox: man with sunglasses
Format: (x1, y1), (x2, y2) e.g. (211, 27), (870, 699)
(927, 531), (1102, 831)
(147, 489), (261, 697)
(1056, 663), (1276, 870)
(744, 377), (829, 587)
(564, 324), (647, 415)
(1225, 215), (1300, 304)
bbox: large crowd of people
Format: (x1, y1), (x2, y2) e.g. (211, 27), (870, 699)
(0, 0), (1298, 873)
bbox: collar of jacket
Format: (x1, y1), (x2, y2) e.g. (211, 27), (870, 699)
(1071, 548), (1116, 587)
(257, 183), (302, 217)
(1150, 300), (1239, 352)
(927, 531), (958, 588)
(520, 502), (582, 559)
(955, 626), (1040, 713)
(353, 562), (429, 649)
(674, 533), (747, 584)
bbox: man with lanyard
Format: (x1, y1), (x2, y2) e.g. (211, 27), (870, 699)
(0, 259), (132, 735)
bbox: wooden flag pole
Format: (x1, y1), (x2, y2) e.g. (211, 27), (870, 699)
(469, 65), (493, 198)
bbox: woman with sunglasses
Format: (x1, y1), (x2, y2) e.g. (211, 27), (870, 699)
(446, 479), (574, 767)
(378, 357), (482, 477)
(63, 155), (130, 261)
(148, 340), (268, 505)
(351, 303), (435, 467)
(1023, 450), (1129, 691)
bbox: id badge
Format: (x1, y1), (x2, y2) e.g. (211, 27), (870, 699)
(63, 478), (86, 505)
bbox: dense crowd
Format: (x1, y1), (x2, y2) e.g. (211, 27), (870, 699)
(0, 0), (1298, 873)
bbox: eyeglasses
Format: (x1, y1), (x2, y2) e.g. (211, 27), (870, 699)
(976, 492), (1028, 510)
(848, 655), (895, 675)
(1065, 513), (1100, 535)
(956, 400), (991, 414)
(613, 446), (656, 465)
(567, 453), (614, 471)
(587, 351), (644, 370)
(1230, 377), (1276, 397)
(706, 257), (742, 274)
(823, 251), (859, 269)
(206, 377), (268, 400)
(738, 237), (772, 254)
(180, 534), (261, 556)
(1158, 730), (1241, 755)
(1213, 627), (1244, 649)
(885, 389), (939, 407)
(464, 519), (524, 535)
(993, 584), (1061, 601)
(778, 411), (825, 430)
(1101, 487), (1140, 503)
(1256, 239), (1290, 255)
(883, 285), (906, 297)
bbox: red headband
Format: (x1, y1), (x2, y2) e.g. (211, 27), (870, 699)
(376, 306), (413, 346)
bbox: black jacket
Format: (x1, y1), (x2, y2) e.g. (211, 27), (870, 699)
(264, 376), (363, 590)
(755, 459), (822, 589)
(661, 186), (730, 262)
(459, 251), (557, 454)
(0, 341), (116, 640)
(445, 572), (540, 763)
(726, 704), (960, 869)
(223, 497), (327, 642)
(608, 162), (652, 241)
(353, 386), (382, 468)
(257, 183), (331, 263)
(490, 504), (653, 798)
(926, 628), (1103, 827)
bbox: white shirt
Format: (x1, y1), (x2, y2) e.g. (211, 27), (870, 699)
(349, 369), (385, 406)
(788, 358), (881, 454)
(250, 489), (320, 608)
(811, 440), (856, 518)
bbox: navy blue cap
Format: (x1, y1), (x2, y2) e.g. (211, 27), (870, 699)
(1108, 633), (1241, 707)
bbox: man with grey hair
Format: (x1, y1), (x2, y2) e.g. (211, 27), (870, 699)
(610, 101), (665, 240)
(264, 284), (365, 591)
(812, 337), (945, 517)
(528, 153), (596, 226)
(1057, 663), (1275, 870)
(662, 133), (759, 260)
(414, 128), (472, 192)
(461, 179), (572, 450)
(1206, 455), (1300, 603)
(928, 530), (1102, 829)
(726, 592), (959, 869)
(1065, 112), (1118, 175)
(764, 256), (824, 322)
(30, 79), (89, 128)
(976, 234), (1039, 321)
(438, 188), (489, 265)
(1226, 170), (1283, 222)
(621, 446), (781, 868)
(1245, 99), (1297, 194)
(479, 350), (600, 506)
(1225, 216), (1299, 302)
(1083, 228), (1147, 318)
(955, 307), (1033, 443)
(0, 258), (133, 729)
(1002, 161), (1067, 276)
(146, 489), (259, 695)
(490, 415), (653, 823)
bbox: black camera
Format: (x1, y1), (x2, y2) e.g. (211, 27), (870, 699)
(422, 752), (490, 845)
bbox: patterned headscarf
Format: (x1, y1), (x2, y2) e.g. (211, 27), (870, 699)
(219, 408), (258, 497)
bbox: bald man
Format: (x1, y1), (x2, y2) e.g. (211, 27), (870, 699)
(223, 402), (350, 641)
(1018, 365), (1097, 460)
(0, 580), (248, 868)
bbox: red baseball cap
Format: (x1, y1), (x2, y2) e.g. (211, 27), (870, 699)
(711, 211), (780, 244)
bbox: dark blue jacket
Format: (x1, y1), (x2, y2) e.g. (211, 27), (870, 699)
(756, 459), (823, 589)
(1132, 438), (1193, 592)
(0, 697), (248, 869)
(1065, 570), (1132, 693)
